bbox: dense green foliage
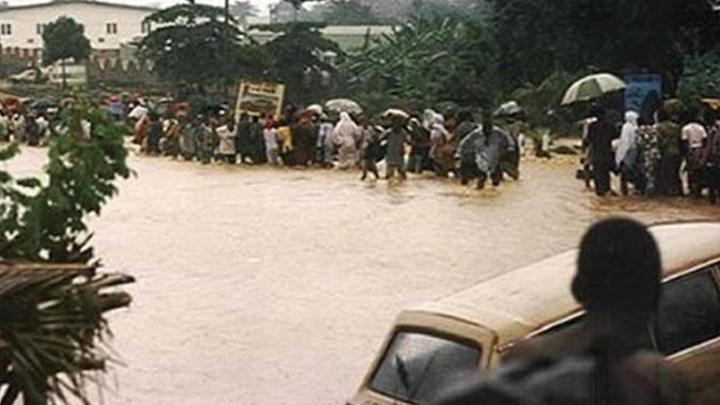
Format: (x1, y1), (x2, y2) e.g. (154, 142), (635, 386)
(260, 22), (343, 103)
(139, 2), (340, 102)
(141, 0), (720, 123)
(488, 0), (720, 93)
(0, 98), (131, 264)
(678, 48), (720, 110)
(338, 0), (720, 130)
(41, 17), (91, 88)
(41, 17), (91, 67)
(137, 4), (267, 92)
(0, 99), (133, 404)
(344, 17), (498, 110)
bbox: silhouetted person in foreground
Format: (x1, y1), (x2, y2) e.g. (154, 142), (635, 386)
(435, 218), (689, 405)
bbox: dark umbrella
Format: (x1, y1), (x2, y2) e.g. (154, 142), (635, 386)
(198, 103), (228, 117)
(30, 98), (58, 110)
(436, 101), (459, 116)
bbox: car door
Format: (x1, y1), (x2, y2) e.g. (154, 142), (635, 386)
(654, 263), (720, 405)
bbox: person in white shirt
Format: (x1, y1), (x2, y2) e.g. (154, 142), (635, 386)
(35, 114), (49, 140)
(681, 114), (708, 198)
(316, 116), (335, 168)
(12, 113), (26, 143)
(216, 118), (237, 164)
(264, 122), (280, 165)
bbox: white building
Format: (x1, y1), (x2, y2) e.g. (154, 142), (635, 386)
(0, 0), (155, 53)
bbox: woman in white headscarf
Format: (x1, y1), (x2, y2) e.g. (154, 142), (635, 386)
(616, 111), (644, 195)
(616, 111), (639, 168)
(333, 112), (361, 170)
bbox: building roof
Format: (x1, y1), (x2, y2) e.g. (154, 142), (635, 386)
(0, 0), (156, 14)
(407, 221), (720, 345)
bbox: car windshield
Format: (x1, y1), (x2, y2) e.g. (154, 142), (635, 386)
(369, 331), (482, 404)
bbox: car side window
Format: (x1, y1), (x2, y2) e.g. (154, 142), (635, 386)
(540, 315), (655, 350)
(654, 266), (720, 355)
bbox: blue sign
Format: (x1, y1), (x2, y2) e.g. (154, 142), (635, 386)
(624, 74), (662, 122)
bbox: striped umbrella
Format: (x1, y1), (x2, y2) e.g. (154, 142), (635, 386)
(561, 73), (626, 106)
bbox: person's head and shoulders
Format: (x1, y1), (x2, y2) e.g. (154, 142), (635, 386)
(436, 218), (689, 405)
(455, 109), (476, 141)
(384, 115), (409, 141)
(479, 111), (510, 146)
(505, 218), (688, 403)
(657, 108), (681, 133)
(587, 104), (614, 135)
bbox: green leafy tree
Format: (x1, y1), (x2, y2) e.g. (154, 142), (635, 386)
(678, 47), (720, 110)
(0, 98), (131, 263)
(41, 17), (91, 89)
(343, 16), (500, 108)
(137, 3), (268, 95)
(488, 0), (720, 94)
(259, 22), (343, 103)
(0, 97), (134, 404)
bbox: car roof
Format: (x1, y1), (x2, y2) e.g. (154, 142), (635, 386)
(406, 222), (720, 345)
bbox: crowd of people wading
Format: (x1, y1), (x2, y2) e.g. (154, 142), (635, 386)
(582, 104), (720, 204)
(4, 92), (719, 204)
(131, 101), (526, 190)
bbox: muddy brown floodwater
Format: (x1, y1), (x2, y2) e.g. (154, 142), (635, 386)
(5, 147), (720, 404)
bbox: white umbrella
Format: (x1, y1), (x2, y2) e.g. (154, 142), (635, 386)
(561, 73), (626, 105)
(326, 98), (362, 114)
(128, 105), (148, 120)
(494, 101), (524, 117)
(382, 108), (410, 120)
(307, 104), (324, 115)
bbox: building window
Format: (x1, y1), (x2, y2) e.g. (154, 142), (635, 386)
(36, 23), (45, 35)
(106, 23), (118, 35)
(27, 38), (34, 44)
(141, 22), (151, 34)
(98, 37), (105, 43)
(0, 24), (12, 36)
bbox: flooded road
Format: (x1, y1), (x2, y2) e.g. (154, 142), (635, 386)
(6, 147), (720, 404)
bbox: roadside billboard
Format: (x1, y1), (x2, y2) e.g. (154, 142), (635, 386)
(235, 81), (285, 120)
(624, 74), (662, 122)
(46, 61), (88, 86)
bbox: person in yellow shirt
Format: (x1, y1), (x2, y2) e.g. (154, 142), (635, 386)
(276, 120), (294, 166)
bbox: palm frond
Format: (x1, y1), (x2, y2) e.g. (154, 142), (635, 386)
(0, 262), (134, 404)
